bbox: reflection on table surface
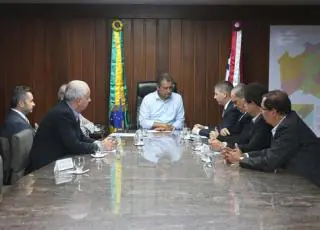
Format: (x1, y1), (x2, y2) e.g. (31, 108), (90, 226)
(0, 134), (320, 230)
(141, 133), (182, 163)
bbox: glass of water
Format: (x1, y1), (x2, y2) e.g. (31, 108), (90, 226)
(134, 129), (144, 145)
(140, 128), (148, 137)
(183, 127), (191, 139)
(193, 135), (203, 151)
(74, 156), (85, 173)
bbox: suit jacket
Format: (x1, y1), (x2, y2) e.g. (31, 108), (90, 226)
(224, 114), (272, 153)
(240, 111), (320, 187)
(217, 112), (252, 142)
(28, 101), (98, 172)
(0, 109), (32, 138)
(199, 101), (242, 137)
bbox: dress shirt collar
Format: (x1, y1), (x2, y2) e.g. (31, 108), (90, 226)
(252, 113), (261, 124)
(238, 112), (247, 121)
(155, 91), (172, 101)
(66, 101), (80, 121)
(224, 99), (231, 111)
(271, 115), (286, 137)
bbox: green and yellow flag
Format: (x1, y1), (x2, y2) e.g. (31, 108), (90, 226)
(109, 20), (129, 133)
(110, 158), (122, 214)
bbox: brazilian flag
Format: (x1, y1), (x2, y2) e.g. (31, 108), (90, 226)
(109, 20), (129, 133)
(110, 159), (122, 214)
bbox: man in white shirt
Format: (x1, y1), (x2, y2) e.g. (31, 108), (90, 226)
(139, 73), (185, 131)
(0, 85), (36, 138)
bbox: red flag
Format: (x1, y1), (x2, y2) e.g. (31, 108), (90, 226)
(225, 22), (243, 86)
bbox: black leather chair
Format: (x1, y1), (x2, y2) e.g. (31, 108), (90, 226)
(0, 155), (3, 196)
(0, 137), (11, 185)
(135, 81), (177, 129)
(10, 129), (34, 184)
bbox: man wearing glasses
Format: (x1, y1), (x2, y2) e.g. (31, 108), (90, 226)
(224, 90), (320, 187)
(139, 73), (185, 131)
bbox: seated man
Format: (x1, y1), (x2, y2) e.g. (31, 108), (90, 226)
(139, 73), (185, 131)
(58, 84), (100, 136)
(0, 86), (36, 138)
(213, 83), (252, 140)
(28, 80), (114, 172)
(224, 90), (320, 187)
(210, 83), (272, 153)
(193, 81), (241, 137)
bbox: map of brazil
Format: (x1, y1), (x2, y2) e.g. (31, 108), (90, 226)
(269, 26), (320, 136)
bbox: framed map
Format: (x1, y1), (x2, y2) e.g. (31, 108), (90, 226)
(269, 25), (320, 137)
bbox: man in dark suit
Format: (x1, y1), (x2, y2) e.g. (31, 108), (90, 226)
(57, 83), (100, 137)
(210, 83), (252, 141)
(225, 90), (320, 187)
(211, 83), (272, 153)
(0, 86), (35, 138)
(192, 81), (241, 138)
(28, 80), (114, 172)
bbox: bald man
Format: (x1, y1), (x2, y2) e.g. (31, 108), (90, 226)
(57, 83), (99, 137)
(28, 80), (114, 172)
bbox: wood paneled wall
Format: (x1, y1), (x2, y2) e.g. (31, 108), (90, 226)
(0, 4), (318, 127)
(123, 19), (231, 126)
(0, 18), (231, 127)
(0, 19), (110, 125)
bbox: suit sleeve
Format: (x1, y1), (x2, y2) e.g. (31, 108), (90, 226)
(219, 108), (241, 133)
(237, 123), (271, 153)
(57, 111), (98, 154)
(199, 128), (210, 137)
(239, 125), (300, 172)
(80, 128), (96, 143)
(218, 133), (246, 147)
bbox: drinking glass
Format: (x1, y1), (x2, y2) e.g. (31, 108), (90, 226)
(73, 156), (85, 173)
(193, 135), (203, 151)
(142, 128), (148, 137)
(134, 130), (143, 145)
(183, 127), (191, 139)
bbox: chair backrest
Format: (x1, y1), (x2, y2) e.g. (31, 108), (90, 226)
(0, 137), (11, 185)
(10, 129), (34, 184)
(135, 81), (177, 128)
(0, 155), (3, 196)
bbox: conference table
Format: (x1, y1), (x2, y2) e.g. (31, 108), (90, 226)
(0, 132), (319, 229)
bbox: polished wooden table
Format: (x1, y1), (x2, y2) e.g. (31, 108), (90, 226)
(0, 133), (319, 229)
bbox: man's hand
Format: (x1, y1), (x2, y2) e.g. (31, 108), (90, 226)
(209, 139), (224, 151)
(152, 123), (173, 131)
(164, 124), (174, 131)
(220, 128), (230, 136)
(192, 126), (200, 134)
(102, 137), (116, 151)
(154, 127), (165, 131)
(225, 144), (242, 164)
(194, 124), (205, 129)
(209, 130), (219, 140)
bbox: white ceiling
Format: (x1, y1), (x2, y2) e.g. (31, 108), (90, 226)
(0, 0), (318, 5)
